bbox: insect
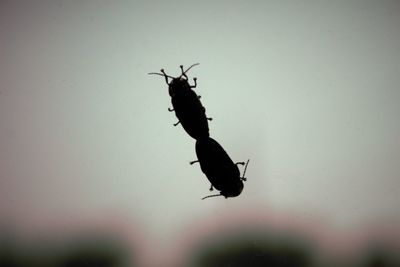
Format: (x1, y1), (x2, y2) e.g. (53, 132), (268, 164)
(190, 137), (249, 199)
(148, 63), (212, 140)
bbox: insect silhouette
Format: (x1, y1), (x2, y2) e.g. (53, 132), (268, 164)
(148, 63), (212, 140)
(191, 137), (249, 199)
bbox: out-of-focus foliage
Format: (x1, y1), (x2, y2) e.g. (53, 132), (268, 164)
(188, 230), (314, 267)
(2, 226), (400, 267)
(356, 244), (400, 267)
(0, 233), (132, 267)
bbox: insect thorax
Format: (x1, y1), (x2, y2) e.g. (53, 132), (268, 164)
(168, 78), (191, 96)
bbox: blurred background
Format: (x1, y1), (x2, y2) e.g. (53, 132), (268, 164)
(1, 1), (400, 266)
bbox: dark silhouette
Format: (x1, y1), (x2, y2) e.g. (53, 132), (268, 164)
(149, 64), (248, 199)
(149, 64), (211, 140)
(191, 137), (249, 199)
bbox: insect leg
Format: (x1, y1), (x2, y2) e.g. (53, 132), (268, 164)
(235, 162), (245, 166)
(190, 77), (197, 88)
(209, 184), (214, 191)
(173, 121), (181, 126)
(180, 65), (188, 79)
(160, 69), (170, 85)
(241, 159), (250, 181)
(168, 107), (174, 112)
(190, 160), (199, 165)
(207, 117), (213, 121)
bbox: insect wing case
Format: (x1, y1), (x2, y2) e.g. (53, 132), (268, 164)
(195, 138), (241, 193)
(171, 89), (210, 140)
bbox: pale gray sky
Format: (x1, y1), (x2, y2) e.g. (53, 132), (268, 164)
(1, 1), (400, 266)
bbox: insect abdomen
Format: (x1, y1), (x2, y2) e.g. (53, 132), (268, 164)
(172, 90), (210, 140)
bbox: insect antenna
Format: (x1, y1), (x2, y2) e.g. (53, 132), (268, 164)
(148, 72), (175, 79)
(201, 193), (222, 200)
(241, 159), (250, 181)
(183, 63), (200, 75)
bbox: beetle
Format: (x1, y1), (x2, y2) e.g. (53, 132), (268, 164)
(148, 63), (212, 140)
(190, 137), (249, 199)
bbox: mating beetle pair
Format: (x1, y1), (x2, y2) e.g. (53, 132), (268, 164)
(149, 64), (249, 199)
